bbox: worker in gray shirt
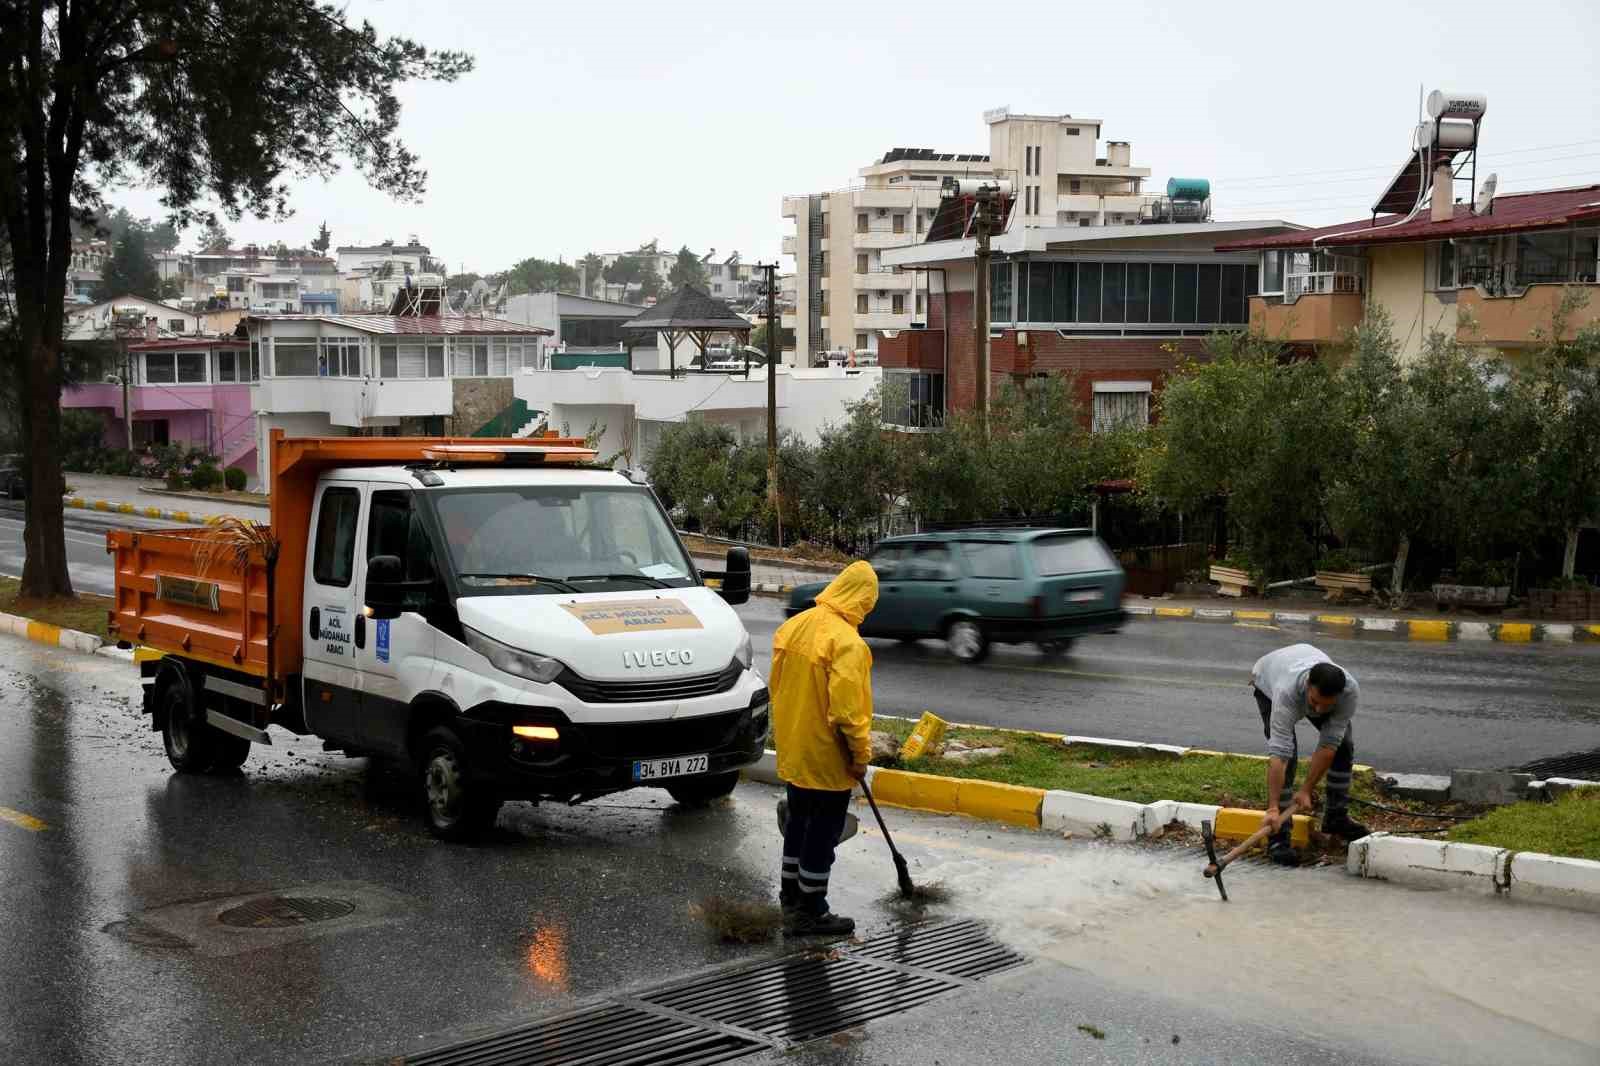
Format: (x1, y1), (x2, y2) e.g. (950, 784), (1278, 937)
(1250, 643), (1370, 865)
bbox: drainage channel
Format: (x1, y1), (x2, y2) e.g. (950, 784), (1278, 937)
(404, 919), (1025, 1066)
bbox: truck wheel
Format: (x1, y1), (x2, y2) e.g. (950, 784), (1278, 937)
(666, 771), (741, 807)
(946, 619), (990, 664)
(160, 676), (217, 773)
(418, 726), (501, 841)
(209, 732), (252, 772)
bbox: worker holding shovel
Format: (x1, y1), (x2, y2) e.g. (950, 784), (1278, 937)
(770, 561), (878, 937)
(1250, 643), (1371, 865)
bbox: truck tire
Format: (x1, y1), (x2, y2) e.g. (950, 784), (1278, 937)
(160, 675), (217, 773)
(209, 732), (252, 772)
(666, 770), (741, 807)
(418, 726), (501, 842)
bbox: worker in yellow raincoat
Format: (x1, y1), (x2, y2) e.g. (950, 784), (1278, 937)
(770, 560), (877, 937)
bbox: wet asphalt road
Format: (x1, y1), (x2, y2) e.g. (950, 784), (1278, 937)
(736, 599), (1600, 775)
(1, 632), (1597, 1066)
(0, 500), (179, 596)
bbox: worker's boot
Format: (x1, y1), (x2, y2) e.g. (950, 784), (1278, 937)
(1321, 810), (1371, 843)
(1266, 828), (1299, 867)
(785, 910), (856, 938)
(779, 884), (800, 918)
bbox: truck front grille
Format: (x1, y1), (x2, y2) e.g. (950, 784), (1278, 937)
(555, 660), (743, 705)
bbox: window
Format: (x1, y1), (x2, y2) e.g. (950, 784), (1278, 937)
(856, 294), (869, 314)
(1031, 534), (1117, 575)
(1516, 230), (1572, 287)
(489, 338), (510, 376)
(1025, 146), (1034, 176)
(856, 253), (869, 274)
(1173, 264), (1198, 321)
(1101, 263), (1126, 323)
(217, 351), (236, 382)
(892, 213), (905, 235)
(883, 370), (944, 428)
(916, 212), (924, 234)
(1197, 264), (1221, 322)
(132, 419), (170, 446)
(312, 486), (360, 588)
(868, 543), (906, 580)
(1576, 229), (1599, 283)
(990, 261), (1013, 321)
(1067, 127), (1081, 136)
(1070, 179), (1082, 194)
(168, 318), (184, 332)
(453, 337), (488, 376)
(820, 291), (829, 317)
(1125, 263), (1150, 324)
(1430, 240), (1457, 290)
(144, 352), (175, 383)
(892, 293), (905, 315)
(857, 213), (868, 234)
(961, 541), (1019, 579)
(1260, 250), (1285, 295)
(1052, 262), (1076, 324)
(273, 341), (318, 377)
(916, 293), (925, 315)
(367, 490), (437, 606)
(902, 542), (955, 580)
(380, 343), (399, 378)
(1221, 264), (1248, 324)
(1026, 261), (1052, 322)
(427, 341), (446, 378)
(250, 341), (260, 380)
(820, 252), (829, 275)
(1077, 262), (1102, 322)
(1149, 263), (1174, 324)
(1092, 383), (1151, 432)
(855, 332), (868, 350)
(1078, 218), (1091, 228)
(321, 337), (361, 377)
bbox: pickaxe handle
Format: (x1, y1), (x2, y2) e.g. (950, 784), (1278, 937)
(1208, 821), (1278, 874)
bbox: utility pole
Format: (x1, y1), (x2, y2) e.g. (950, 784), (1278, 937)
(760, 262), (782, 547)
(120, 332), (133, 450)
(946, 178), (1008, 436)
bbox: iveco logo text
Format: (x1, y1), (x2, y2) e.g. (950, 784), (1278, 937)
(623, 649), (695, 668)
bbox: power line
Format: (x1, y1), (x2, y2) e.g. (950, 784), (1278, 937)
(1198, 137), (1600, 185)
(1192, 150), (1600, 196)
(1216, 168), (1600, 211)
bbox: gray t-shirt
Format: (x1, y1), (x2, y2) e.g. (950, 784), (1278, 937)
(1250, 643), (1357, 760)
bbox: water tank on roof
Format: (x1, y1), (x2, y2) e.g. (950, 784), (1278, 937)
(1166, 177), (1211, 202)
(1426, 90), (1487, 121)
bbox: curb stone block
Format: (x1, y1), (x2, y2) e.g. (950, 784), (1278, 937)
(1539, 777), (1600, 798)
(1543, 624), (1575, 643)
(868, 768), (960, 815)
(1040, 791), (1145, 840)
(1195, 607), (1233, 621)
(1497, 622), (1533, 643)
(1359, 617), (1399, 632)
(1233, 609), (1273, 622)
(1214, 806), (1310, 849)
(1139, 800), (1178, 837)
(1170, 801), (1222, 828)
(1408, 620), (1451, 641)
(958, 779), (1045, 828)
(1124, 604), (1155, 617)
(1316, 614), (1357, 627)
(1352, 834), (1509, 894)
(1450, 769), (1533, 805)
(1509, 852), (1600, 913)
(1154, 606), (1193, 618)
(1273, 611), (1312, 624)
(1456, 622), (1492, 641)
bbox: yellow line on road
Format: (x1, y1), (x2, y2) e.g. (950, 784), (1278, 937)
(0, 806), (48, 832)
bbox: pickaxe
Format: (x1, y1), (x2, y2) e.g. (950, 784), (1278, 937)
(1200, 818), (1279, 902)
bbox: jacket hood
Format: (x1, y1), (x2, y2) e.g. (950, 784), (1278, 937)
(815, 560), (878, 626)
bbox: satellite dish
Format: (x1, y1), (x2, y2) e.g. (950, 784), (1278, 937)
(1474, 172), (1498, 215)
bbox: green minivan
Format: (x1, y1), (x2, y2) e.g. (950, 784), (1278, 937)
(785, 528), (1126, 663)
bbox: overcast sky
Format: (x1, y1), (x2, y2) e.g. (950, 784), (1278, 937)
(112, 0), (1600, 274)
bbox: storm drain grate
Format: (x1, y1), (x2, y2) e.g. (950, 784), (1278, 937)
(401, 920), (1024, 1064)
(845, 917), (1027, 980)
(216, 895), (355, 929)
(1516, 748), (1600, 782)
(406, 1003), (761, 1066)
(641, 953), (957, 1044)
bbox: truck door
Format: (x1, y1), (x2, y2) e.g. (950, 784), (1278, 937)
(303, 481), (365, 745)
(359, 488), (440, 758)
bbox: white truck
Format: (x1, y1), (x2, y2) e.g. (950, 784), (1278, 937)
(110, 433), (765, 839)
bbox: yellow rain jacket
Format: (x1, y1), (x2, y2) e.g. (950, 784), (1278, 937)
(770, 560), (878, 792)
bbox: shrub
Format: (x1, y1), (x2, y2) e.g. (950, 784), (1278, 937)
(165, 471), (188, 491)
(223, 466), (247, 491)
(190, 462), (222, 491)
(1318, 549), (1357, 573)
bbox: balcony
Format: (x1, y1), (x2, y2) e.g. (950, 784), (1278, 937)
(1247, 292), (1364, 344)
(854, 227), (919, 250)
(853, 270), (913, 290)
(782, 235), (797, 257)
(852, 189), (913, 210)
(877, 328), (944, 371)
(1456, 284), (1600, 347)
(854, 310), (914, 331)
(781, 195), (808, 219)
(254, 376), (451, 428)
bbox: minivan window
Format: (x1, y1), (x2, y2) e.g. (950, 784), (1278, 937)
(902, 542), (955, 581)
(868, 543), (906, 579)
(311, 487), (360, 587)
(961, 541), (1019, 579)
(1032, 535), (1118, 575)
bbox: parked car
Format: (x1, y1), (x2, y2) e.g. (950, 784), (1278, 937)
(786, 528), (1126, 663)
(0, 454), (25, 499)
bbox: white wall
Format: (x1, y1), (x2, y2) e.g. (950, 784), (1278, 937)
(254, 411), (343, 488)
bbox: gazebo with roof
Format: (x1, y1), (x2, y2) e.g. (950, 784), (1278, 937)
(619, 286), (753, 376)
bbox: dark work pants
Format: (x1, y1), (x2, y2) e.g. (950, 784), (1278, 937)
(780, 784), (852, 916)
(1253, 688), (1355, 833)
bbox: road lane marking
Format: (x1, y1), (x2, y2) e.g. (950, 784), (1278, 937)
(1235, 622), (1280, 631)
(0, 806), (48, 832)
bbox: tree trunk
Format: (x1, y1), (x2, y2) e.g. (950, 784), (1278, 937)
(1391, 535), (1411, 597)
(1563, 528), (1580, 579)
(18, 325), (73, 599)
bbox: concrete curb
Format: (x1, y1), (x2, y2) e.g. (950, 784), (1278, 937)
(64, 494), (219, 526)
(0, 609), (111, 656)
(1346, 833), (1600, 914)
(1125, 601), (1600, 644)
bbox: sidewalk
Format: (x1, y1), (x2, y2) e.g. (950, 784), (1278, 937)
(64, 472), (265, 521)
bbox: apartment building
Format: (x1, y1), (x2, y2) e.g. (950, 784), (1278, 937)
(589, 243), (762, 305)
(782, 109), (1160, 366)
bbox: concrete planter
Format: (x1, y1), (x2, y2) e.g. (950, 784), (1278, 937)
(1208, 565), (1255, 598)
(1315, 570), (1372, 595)
(1432, 583), (1510, 609)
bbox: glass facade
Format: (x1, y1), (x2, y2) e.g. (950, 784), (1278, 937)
(1003, 260), (1254, 327)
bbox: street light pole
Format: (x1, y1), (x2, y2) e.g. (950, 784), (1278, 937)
(760, 262), (781, 547)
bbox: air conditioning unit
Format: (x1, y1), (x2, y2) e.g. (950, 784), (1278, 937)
(878, 291), (887, 299)
(876, 208), (888, 218)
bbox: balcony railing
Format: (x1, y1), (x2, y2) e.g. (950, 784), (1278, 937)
(1286, 271), (1363, 302)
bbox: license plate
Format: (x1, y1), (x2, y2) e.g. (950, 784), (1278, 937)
(632, 754), (709, 781)
(1068, 588), (1102, 603)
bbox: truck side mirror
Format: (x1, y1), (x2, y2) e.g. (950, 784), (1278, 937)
(365, 554), (404, 621)
(719, 546), (751, 606)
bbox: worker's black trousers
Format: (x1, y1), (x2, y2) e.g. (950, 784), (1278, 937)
(780, 784), (852, 917)
(1253, 688), (1355, 836)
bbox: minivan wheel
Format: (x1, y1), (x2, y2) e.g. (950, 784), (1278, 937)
(1038, 638), (1073, 658)
(419, 726), (501, 841)
(946, 619), (989, 664)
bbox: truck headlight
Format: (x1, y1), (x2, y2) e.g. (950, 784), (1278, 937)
(735, 630), (754, 670)
(464, 626), (564, 684)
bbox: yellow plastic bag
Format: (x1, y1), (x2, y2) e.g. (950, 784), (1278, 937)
(898, 712), (948, 761)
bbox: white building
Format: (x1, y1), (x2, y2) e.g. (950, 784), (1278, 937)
(516, 364), (881, 470)
(65, 296), (200, 341)
(335, 240), (433, 275)
(782, 108), (1160, 365)
(244, 313), (551, 487)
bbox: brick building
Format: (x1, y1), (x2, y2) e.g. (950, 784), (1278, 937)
(876, 214), (1301, 429)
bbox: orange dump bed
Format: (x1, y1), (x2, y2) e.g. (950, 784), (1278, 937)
(109, 430), (593, 690)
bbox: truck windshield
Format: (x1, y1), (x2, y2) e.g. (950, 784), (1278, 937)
(434, 485), (698, 594)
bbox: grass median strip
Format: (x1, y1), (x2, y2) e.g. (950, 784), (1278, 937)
(0, 576), (113, 640)
(1447, 790), (1600, 862)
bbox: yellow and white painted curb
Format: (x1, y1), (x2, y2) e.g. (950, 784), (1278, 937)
(65, 494), (211, 525)
(1124, 602), (1598, 644)
(0, 609), (131, 661)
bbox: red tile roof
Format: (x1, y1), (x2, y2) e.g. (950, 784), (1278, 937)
(129, 337), (247, 351)
(1216, 185), (1600, 251)
(246, 314), (551, 336)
